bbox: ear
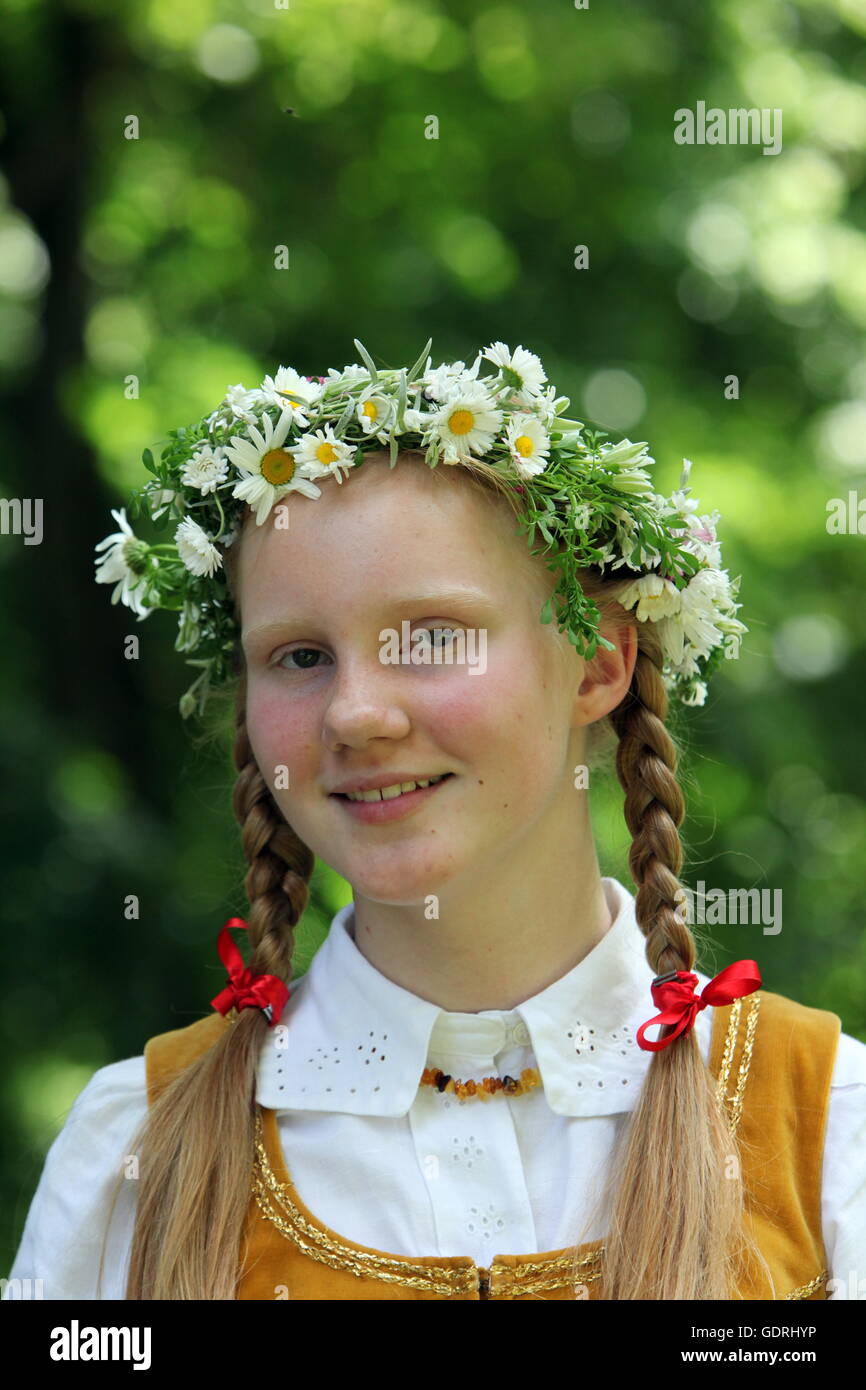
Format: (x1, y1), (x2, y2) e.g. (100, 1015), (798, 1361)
(572, 620), (638, 728)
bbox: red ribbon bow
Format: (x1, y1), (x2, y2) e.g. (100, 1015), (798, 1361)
(636, 959), (762, 1052)
(210, 917), (290, 1028)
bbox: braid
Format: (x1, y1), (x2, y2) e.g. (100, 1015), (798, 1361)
(121, 681), (317, 1299)
(609, 648), (692, 980)
(582, 628), (755, 1299)
(230, 684), (314, 980)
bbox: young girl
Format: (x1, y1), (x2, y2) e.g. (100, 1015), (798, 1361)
(6, 340), (865, 1301)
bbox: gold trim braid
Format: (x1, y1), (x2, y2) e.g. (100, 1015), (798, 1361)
(786, 1271), (829, 1300)
(251, 1113), (480, 1295)
(715, 994), (761, 1135)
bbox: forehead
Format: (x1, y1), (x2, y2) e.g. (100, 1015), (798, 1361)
(231, 455), (537, 614)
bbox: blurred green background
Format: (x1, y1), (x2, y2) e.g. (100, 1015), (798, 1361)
(2, 0), (865, 1272)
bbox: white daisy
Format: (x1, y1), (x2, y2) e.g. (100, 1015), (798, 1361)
(175, 517), (223, 578)
(224, 408), (324, 526)
(180, 446), (229, 495)
(429, 384), (503, 462)
(617, 572), (683, 623)
(293, 424), (358, 483)
(482, 342), (547, 400)
(505, 413), (551, 478)
(534, 383), (564, 426)
(356, 391), (395, 437)
(93, 508), (152, 617)
(256, 366), (323, 427)
(420, 354), (483, 402)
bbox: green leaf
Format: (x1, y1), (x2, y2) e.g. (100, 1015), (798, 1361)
(353, 338), (379, 384)
(395, 368), (407, 430)
(407, 337), (433, 383)
(332, 395), (355, 438)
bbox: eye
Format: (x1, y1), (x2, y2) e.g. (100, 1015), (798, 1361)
(411, 626), (462, 651)
(274, 646), (332, 672)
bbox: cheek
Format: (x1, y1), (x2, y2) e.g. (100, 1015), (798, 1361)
(421, 658), (550, 754)
(245, 682), (317, 776)
(451, 650), (566, 790)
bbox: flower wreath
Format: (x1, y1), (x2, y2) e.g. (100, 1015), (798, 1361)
(94, 339), (747, 720)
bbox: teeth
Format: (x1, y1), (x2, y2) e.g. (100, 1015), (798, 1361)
(345, 774), (446, 803)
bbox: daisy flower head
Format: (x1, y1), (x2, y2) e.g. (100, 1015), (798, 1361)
(429, 384), (503, 463)
(180, 446), (229, 496)
(356, 391), (395, 438)
(293, 423), (358, 483)
(534, 383), (566, 428)
(257, 366), (323, 426)
(93, 508), (153, 618)
(224, 408), (323, 526)
(420, 354), (483, 402)
(505, 413), (551, 479)
(482, 342), (547, 402)
(175, 517), (223, 579)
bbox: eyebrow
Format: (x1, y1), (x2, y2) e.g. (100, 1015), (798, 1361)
(242, 588), (499, 649)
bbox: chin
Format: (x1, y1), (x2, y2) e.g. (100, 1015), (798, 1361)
(340, 854), (461, 906)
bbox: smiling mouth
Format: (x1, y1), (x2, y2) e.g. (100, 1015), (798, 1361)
(334, 773), (455, 803)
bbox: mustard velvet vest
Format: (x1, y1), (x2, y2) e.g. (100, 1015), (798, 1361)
(143, 989), (840, 1300)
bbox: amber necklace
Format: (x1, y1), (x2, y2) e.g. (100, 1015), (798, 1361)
(419, 1065), (542, 1100)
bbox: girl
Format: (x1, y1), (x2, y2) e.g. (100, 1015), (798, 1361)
(6, 340), (865, 1300)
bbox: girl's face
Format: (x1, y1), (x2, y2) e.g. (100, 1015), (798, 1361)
(235, 454), (600, 904)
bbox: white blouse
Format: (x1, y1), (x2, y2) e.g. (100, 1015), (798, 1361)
(5, 877), (866, 1299)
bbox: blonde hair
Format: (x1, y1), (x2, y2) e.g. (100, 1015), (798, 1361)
(101, 449), (764, 1300)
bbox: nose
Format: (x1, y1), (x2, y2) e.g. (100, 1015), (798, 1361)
(321, 654), (412, 751)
